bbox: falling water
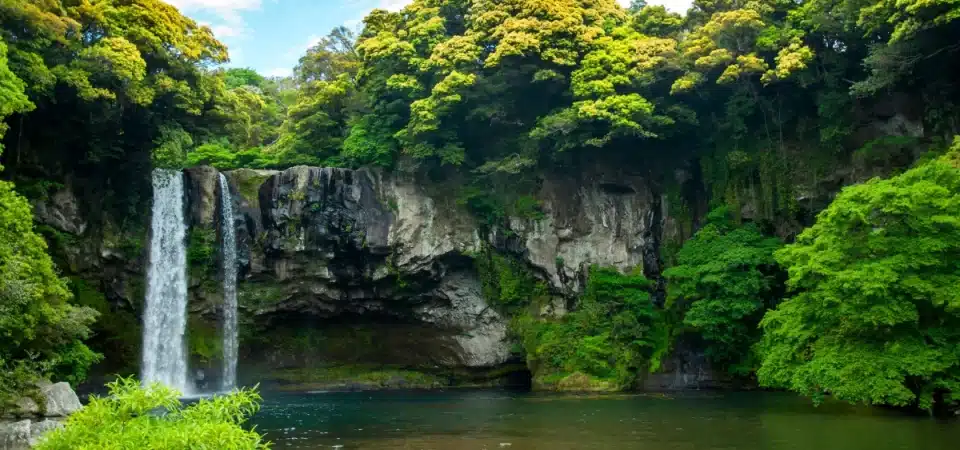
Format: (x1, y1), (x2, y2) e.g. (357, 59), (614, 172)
(219, 173), (238, 390)
(142, 169), (190, 393)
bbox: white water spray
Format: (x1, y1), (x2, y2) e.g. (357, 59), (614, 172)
(219, 173), (238, 390)
(142, 170), (190, 393)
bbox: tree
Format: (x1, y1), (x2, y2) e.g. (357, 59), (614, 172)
(664, 207), (783, 375)
(268, 26), (362, 167)
(36, 377), (268, 449)
(0, 0), (229, 217)
(224, 68), (266, 90)
(0, 36), (98, 411)
(295, 26), (359, 83)
(758, 142), (960, 411)
(0, 38), (32, 160)
(628, 0), (648, 14)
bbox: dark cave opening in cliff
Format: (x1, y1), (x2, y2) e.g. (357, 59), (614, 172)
(241, 310), (532, 390)
(501, 367), (533, 391)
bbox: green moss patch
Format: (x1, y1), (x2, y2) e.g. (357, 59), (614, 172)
(533, 371), (618, 392)
(267, 366), (445, 391)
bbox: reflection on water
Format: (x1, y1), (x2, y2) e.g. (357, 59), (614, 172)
(250, 390), (959, 450)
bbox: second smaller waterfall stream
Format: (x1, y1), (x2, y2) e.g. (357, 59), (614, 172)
(219, 174), (238, 390)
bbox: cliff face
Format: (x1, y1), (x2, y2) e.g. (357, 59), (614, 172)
(226, 167), (507, 371)
(24, 162), (721, 389)
(20, 92), (929, 391)
(167, 165), (690, 387)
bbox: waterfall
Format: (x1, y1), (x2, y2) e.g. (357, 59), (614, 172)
(142, 169), (190, 393)
(219, 174), (238, 390)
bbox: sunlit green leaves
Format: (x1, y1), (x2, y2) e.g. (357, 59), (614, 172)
(37, 377), (269, 450)
(758, 142), (960, 410)
(516, 266), (666, 389)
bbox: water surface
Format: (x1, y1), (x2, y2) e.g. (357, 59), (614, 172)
(251, 390), (958, 449)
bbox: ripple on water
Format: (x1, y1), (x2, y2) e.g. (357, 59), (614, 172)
(251, 390), (960, 450)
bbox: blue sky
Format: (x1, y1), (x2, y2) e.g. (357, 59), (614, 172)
(165, 0), (693, 77)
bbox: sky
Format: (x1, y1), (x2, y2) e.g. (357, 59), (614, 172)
(165, 0), (694, 77)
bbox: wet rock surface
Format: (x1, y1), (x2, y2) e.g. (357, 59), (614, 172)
(0, 382), (79, 449)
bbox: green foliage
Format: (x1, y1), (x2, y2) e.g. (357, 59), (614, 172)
(476, 247), (548, 314)
(0, 0), (230, 194)
(37, 377), (269, 450)
(517, 266), (666, 390)
(188, 317), (222, 365)
(757, 143), (960, 411)
(664, 207), (783, 375)
(224, 68), (266, 90)
(0, 358), (46, 413)
(0, 37), (32, 160)
(0, 180), (99, 408)
(187, 227), (217, 270)
(70, 278), (139, 375)
(271, 366), (442, 389)
(152, 125), (194, 170)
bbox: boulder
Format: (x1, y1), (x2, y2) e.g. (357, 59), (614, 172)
(28, 419), (63, 446)
(0, 418), (65, 450)
(33, 188), (86, 235)
(9, 399), (38, 419)
(0, 420), (30, 450)
(39, 383), (81, 418)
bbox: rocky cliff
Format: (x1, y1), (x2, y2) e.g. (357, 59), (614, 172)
(35, 150), (919, 391)
(24, 160), (751, 390)
(159, 163), (704, 389)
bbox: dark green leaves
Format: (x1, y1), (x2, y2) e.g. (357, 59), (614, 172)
(665, 207), (783, 375)
(758, 143), (960, 410)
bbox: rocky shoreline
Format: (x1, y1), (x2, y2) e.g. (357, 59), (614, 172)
(0, 382), (81, 449)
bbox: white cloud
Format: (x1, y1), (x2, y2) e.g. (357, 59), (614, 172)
(166, 0), (262, 14)
(203, 23), (243, 38)
(165, 0), (263, 38)
(379, 0), (413, 11)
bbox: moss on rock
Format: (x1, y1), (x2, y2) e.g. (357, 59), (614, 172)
(534, 371), (618, 392)
(267, 366), (445, 391)
(228, 169), (274, 208)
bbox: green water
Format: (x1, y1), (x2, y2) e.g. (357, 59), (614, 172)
(250, 390), (958, 449)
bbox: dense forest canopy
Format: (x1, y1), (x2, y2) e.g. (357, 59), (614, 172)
(1, 0), (959, 416)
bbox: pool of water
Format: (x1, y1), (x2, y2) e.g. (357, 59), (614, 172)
(250, 390), (959, 449)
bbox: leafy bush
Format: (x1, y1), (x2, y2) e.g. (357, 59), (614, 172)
(152, 125), (194, 170)
(476, 248), (548, 314)
(517, 266), (666, 389)
(0, 181), (99, 410)
(187, 140), (281, 170)
(187, 228), (218, 269)
(758, 142), (960, 411)
(187, 140), (238, 169)
(37, 377), (269, 450)
(664, 207), (783, 375)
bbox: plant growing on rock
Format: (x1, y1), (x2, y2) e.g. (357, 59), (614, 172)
(517, 266), (667, 390)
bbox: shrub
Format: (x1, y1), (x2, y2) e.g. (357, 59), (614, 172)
(517, 266), (666, 389)
(37, 377), (269, 449)
(0, 181), (99, 410)
(664, 207), (783, 375)
(758, 141), (960, 411)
